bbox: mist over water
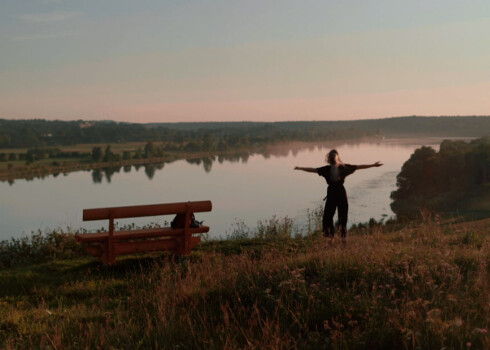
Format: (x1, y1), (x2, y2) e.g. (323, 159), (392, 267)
(0, 138), (444, 240)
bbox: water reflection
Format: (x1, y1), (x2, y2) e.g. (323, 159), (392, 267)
(186, 158), (202, 166)
(1, 142), (351, 185)
(1, 139), (443, 185)
(144, 164), (155, 179)
(202, 157), (213, 173)
(88, 146), (314, 183)
(92, 169), (103, 184)
(119, 144), (316, 181)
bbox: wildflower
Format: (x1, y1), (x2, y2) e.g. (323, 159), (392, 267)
(473, 328), (488, 334)
(453, 317), (463, 327)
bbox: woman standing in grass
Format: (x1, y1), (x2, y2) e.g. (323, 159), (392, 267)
(295, 149), (382, 242)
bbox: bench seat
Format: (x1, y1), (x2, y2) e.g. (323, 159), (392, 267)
(75, 226), (210, 243)
(80, 235), (202, 259)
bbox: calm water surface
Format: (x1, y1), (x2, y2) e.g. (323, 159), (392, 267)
(0, 138), (445, 240)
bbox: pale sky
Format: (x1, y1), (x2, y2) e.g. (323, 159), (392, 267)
(1, 1), (489, 122)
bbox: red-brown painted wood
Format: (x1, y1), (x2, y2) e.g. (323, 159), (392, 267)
(83, 244), (103, 257)
(75, 226), (209, 243)
(77, 200), (211, 264)
(113, 236), (200, 256)
(83, 200), (212, 221)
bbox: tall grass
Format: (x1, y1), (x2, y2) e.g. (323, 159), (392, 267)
(0, 230), (84, 268)
(1, 215), (489, 349)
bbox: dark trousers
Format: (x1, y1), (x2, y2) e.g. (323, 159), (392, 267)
(323, 185), (348, 238)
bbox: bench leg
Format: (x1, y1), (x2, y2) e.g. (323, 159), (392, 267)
(98, 242), (113, 264)
(107, 214), (115, 264)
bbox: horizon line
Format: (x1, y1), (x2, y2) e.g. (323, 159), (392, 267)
(2, 115), (490, 125)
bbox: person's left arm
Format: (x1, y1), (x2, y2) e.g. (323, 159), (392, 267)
(355, 161), (383, 170)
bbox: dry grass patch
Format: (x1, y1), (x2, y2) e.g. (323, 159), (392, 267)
(1, 219), (489, 349)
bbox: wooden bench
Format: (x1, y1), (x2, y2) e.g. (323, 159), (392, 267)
(75, 200), (212, 264)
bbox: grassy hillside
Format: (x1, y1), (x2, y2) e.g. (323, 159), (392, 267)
(1, 217), (489, 349)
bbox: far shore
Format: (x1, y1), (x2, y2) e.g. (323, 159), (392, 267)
(0, 136), (389, 182)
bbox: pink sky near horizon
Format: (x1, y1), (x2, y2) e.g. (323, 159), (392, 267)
(100, 83), (490, 122)
(2, 82), (489, 123)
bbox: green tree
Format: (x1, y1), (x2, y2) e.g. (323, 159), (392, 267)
(202, 134), (216, 151)
(391, 138), (490, 218)
(25, 152), (34, 164)
(103, 145), (114, 162)
(91, 147), (102, 162)
(185, 142), (200, 152)
(134, 148), (143, 159)
(122, 151), (131, 160)
(144, 141), (154, 158)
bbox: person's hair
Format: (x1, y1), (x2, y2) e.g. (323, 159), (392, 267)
(327, 149), (343, 165)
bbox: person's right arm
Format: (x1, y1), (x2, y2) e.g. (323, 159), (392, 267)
(294, 166), (317, 173)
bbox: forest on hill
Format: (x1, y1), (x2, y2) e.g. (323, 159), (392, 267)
(1, 116), (489, 149)
(391, 137), (490, 218)
(151, 115), (490, 136)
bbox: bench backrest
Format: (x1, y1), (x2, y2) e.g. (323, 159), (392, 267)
(83, 200), (212, 221)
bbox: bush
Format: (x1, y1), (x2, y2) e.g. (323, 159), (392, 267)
(0, 230), (85, 268)
(256, 215), (294, 239)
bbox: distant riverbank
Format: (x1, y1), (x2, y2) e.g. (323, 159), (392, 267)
(0, 137), (386, 182)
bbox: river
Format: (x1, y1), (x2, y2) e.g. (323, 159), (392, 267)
(0, 138), (450, 240)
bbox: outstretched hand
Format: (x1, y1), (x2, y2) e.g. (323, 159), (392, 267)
(294, 166), (317, 173)
(373, 161), (383, 167)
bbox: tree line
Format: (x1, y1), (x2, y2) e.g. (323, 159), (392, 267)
(391, 137), (490, 217)
(1, 116), (490, 150)
(0, 148), (89, 164)
(0, 119), (375, 149)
